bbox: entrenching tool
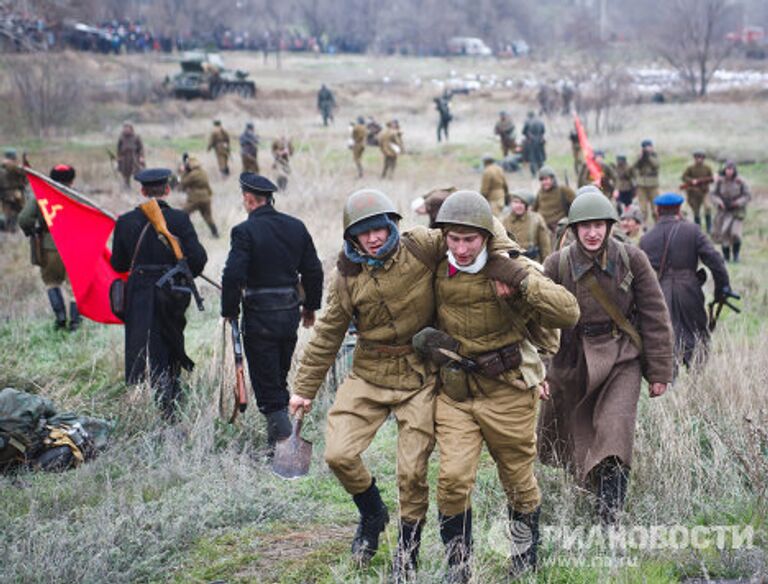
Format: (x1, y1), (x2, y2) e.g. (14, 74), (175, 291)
(271, 409), (312, 479)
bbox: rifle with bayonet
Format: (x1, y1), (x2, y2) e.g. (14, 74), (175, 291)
(708, 286), (741, 332)
(139, 198), (204, 311)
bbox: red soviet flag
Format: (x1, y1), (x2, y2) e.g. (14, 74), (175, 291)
(573, 114), (603, 185)
(25, 169), (127, 324)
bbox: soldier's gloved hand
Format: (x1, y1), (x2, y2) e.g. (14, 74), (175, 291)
(289, 394), (312, 415)
(486, 254), (529, 291)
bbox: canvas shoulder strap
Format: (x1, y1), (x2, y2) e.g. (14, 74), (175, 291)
(657, 222), (682, 280)
(558, 245), (570, 283)
(617, 242), (633, 292)
(583, 272), (643, 350)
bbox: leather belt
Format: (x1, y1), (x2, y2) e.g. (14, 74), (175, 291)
(578, 321), (616, 337)
(358, 341), (414, 356)
(243, 286), (297, 297)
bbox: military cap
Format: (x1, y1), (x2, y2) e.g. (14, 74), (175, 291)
(246, 121), (254, 129)
(654, 192), (684, 207)
(538, 165), (556, 179)
(593, 149), (605, 157)
(135, 168), (172, 187)
(357, 116), (365, 124)
(4, 148), (17, 159)
(693, 150), (705, 157)
(641, 138), (653, 147)
(620, 207), (644, 223)
(213, 119), (222, 126)
(616, 154), (627, 162)
(499, 110), (508, 116)
(240, 172), (277, 195)
(50, 164), (76, 184)
(481, 153), (495, 163)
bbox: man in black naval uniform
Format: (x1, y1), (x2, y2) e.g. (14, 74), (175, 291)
(221, 173), (323, 448)
(640, 192), (731, 368)
(111, 168), (208, 418)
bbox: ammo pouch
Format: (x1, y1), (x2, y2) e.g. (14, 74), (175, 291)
(474, 343), (522, 378)
(243, 286), (300, 311)
(110, 278), (126, 320)
(439, 364), (469, 402)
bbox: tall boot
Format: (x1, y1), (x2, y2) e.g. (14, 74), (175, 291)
(265, 409), (292, 453)
(721, 246), (730, 262)
(440, 509), (472, 584)
(693, 214), (701, 227)
(732, 240), (741, 263)
(392, 519), (423, 583)
(68, 301), (81, 332)
(595, 458), (629, 527)
(209, 222), (220, 239)
(508, 506), (541, 580)
(705, 212), (712, 235)
(351, 477), (390, 567)
(47, 287), (67, 329)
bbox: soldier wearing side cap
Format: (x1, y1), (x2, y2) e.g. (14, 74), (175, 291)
(111, 168), (208, 419)
(711, 161), (751, 263)
(116, 122), (145, 189)
(681, 150), (714, 233)
(502, 190), (551, 263)
(494, 111), (516, 158)
(179, 153), (219, 238)
(533, 166), (576, 234)
(379, 120), (404, 179)
(578, 150), (618, 199)
(18, 164), (81, 331)
(351, 116), (367, 178)
(632, 139), (660, 223)
(615, 154), (636, 213)
(221, 173), (323, 451)
(641, 193), (732, 367)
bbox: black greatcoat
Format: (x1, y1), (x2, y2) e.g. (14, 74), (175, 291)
(221, 204), (323, 415)
(110, 200), (207, 397)
(639, 215), (729, 366)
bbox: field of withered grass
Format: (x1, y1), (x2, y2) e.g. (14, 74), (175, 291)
(1, 52), (767, 583)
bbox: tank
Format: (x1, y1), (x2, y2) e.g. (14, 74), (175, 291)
(167, 53), (256, 99)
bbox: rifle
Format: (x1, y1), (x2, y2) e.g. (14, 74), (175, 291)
(21, 151), (31, 168)
(106, 149), (119, 178)
(228, 318), (248, 421)
(708, 287), (742, 332)
(139, 198), (205, 311)
(679, 176), (714, 191)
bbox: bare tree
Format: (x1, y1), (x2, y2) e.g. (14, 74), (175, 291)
(656, 0), (736, 97)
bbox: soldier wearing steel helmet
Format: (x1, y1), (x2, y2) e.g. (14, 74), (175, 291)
(289, 189), (516, 579)
(533, 165), (576, 234)
(538, 189), (674, 527)
(221, 172), (323, 446)
(502, 189), (552, 263)
(421, 190), (578, 582)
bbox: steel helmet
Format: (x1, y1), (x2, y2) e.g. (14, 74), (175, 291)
(343, 189), (401, 233)
(568, 190), (619, 225)
(435, 190), (494, 235)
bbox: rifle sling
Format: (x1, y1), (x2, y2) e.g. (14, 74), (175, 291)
(657, 221), (682, 279)
(582, 272), (643, 351)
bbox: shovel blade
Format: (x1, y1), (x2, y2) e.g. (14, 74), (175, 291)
(271, 434), (313, 479)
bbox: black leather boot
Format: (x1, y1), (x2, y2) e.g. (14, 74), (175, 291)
(595, 457), (629, 527)
(68, 302), (81, 332)
(733, 241), (741, 263)
(440, 509), (472, 584)
(265, 409), (292, 447)
(722, 246), (730, 262)
(705, 212), (712, 234)
(47, 287), (67, 329)
(351, 477), (390, 567)
(392, 519), (423, 582)
(508, 506), (541, 580)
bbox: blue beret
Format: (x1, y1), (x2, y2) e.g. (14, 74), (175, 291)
(240, 172), (277, 195)
(135, 168), (172, 187)
(641, 139), (653, 147)
(654, 192), (684, 207)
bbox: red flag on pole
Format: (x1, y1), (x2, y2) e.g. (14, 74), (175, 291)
(25, 169), (126, 324)
(573, 114), (603, 185)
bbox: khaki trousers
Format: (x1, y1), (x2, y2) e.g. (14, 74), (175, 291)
(324, 373), (436, 522)
(436, 388), (540, 516)
(184, 199), (216, 232)
(40, 248), (66, 287)
(636, 186), (659, 224)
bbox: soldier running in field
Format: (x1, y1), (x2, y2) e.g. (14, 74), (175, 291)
(239, 122), (260, 174)
(435, 92), (452, 142)
(533, 166), (576, 235)
(179, 154), (219, 238)
(207, 120), (231, 178)
(502, 190), (552, 263)
(521, 111), (546, 177)
(317, 84), (337, 127)
(632, 139), (660, 224)
(494, 111), (516, 158)
(479, 154), (508, 217)
(379, 120), (404, 179)
(350, 116), (367, 178)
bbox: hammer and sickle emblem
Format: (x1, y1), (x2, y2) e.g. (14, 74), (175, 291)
(38, 198), (63, 228)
